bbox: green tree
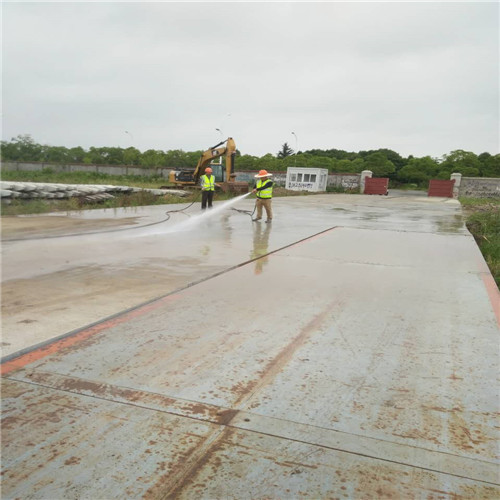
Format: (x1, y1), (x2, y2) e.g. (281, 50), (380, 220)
(164, 149), (192, 168)
(256, 153), (280, 172)
(304, 148), (357, 161)
(41, 145), (70, 164)
(101, 147), (125, 165)
(331, 159), (351, 173)
(478, 153), (500, 177)
(68, 147), (86, 163)
(375, 148), (406, 171)
(277, 142), (294, 158)
(300, 154), (334, 170)
(363, 152), (395, 177)
(439, 150), (481, 177)
(84, 147), (107, 165)
(123, 147), (141, 166)
(186, 150), (202, 167)
(330, 158), (365, 173)
(397, 156), (439, 185)
(237, 154), (259, 171)
(140, 149), (166, 168)
(1, 134), (43, 161)
(351, 158), (366, 173)
(318, 156), (336, 170)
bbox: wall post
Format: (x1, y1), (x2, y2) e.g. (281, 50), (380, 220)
(450, 172), (462, 199)
(360, 170), (372, 194)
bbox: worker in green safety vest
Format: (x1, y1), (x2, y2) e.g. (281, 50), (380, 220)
(252, 169), (274, 223)
(200, 167), (215, 210)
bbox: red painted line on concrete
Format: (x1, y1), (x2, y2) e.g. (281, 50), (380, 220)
(482, 273), (500, 329)
(0, 295), (177, 376)
(286, 226), (340, 247)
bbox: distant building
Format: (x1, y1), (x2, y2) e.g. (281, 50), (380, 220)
(286, 167), (328, 192)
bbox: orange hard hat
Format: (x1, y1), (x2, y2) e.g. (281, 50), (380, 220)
(205, 167), (213, 173)
(255, 169), (272, 178)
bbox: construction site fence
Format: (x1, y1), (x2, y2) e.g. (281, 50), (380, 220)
(1, 162), (361, 190)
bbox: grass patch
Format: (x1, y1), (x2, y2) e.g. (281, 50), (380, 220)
(461, 197), (500, 287)
(326, 185), (359, 194)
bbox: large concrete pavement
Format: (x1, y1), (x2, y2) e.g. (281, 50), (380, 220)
(1, 192), (499, 498)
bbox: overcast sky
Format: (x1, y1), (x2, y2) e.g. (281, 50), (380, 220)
(2, 1), (499, 159)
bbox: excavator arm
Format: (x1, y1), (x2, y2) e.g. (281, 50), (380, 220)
(192, 137), (237, 184)
(170, 137), (246, 193)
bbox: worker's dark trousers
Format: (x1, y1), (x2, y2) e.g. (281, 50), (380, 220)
(201, 190), (214, 209)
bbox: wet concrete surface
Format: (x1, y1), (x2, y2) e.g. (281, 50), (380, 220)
(1, 191), (499, 498)
(1, 191), (472, 356)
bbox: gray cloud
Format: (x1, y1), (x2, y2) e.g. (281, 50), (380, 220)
(2, 1), (498, 158)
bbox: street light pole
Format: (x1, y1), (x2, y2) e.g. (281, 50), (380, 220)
(291, 132), (298, 167)
(124, 131), (134, 166)
(124, 131), (133, 145)
(215, 128), (223, 141)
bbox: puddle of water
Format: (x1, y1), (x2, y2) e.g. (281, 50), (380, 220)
(434, 214), (466, 234)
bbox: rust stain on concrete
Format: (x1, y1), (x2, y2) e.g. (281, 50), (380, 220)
(1, 293), (181, 376)
(232, 301), (339, 407)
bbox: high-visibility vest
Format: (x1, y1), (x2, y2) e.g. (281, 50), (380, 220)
(256, 179), (273, 199)
(201, 174), (215, 191)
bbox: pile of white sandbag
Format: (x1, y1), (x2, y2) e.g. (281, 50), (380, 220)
(0, 181), (188, 203)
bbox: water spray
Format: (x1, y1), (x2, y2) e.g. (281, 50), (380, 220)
(230, 193), (257, 218)
(164, 191), (256, 222)
(152, 191), (253, 235)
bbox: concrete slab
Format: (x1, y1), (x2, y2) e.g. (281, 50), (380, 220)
(1, 191), (499, 498)
(1, 192), (475, 357)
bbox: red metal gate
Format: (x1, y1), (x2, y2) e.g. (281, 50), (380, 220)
(428, 179), (455, 198)
(364, 177), (389, 195)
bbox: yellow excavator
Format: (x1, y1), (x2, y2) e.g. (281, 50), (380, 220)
(169, 137), (248, 193)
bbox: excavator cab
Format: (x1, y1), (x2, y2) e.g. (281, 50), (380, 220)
(208, 162), (224, 183)
(169, 164), (223, 184)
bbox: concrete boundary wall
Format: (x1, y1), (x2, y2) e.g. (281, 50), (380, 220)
(235, 171), (287, 186)
(1, 162), (361, 191)
(1, 161), (170, 178)
(451, 173), (500, 198)
(5, 162), (498, 197)
(328, 173), (360, 190)
(232, 171), (361, 190)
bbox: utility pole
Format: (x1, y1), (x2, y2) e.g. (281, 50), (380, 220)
(124, 131), (133, 145)
(291, 132), (298, 167)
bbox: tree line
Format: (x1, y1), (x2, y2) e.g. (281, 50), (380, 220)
(1, 134), (499, 186)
